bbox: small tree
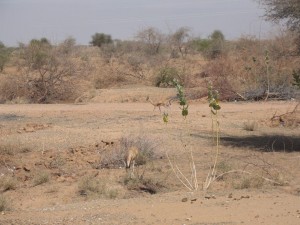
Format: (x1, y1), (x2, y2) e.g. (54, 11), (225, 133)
(293, 69), (300, 88)
(0, 42), (12, 72)
(190, 30), (226, 59)
(90, 33), (113, 48)
(209, 30), (226, 59)
(258, 0), (300, 53)
(258, 0), (300, 32)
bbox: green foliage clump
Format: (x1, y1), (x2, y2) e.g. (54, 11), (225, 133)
(156, 67), (180, 87)
(191, 30), (225, 59)
(173, 79), (189, 118)
(90, 33), (113, 48)
(208, 84), (221, 114)
(0, 41), (12, 72)
(292, 69), (300, 88)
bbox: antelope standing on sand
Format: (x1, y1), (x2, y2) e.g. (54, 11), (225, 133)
(146, 96), (171, 112)
(125, 146), (139, 178)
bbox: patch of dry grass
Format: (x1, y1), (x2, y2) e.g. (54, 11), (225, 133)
(0, 176), (17, 192)
(99, 134), (161, 169)
(0, 143), (31, 156)
(33, 171), (50, 186)
(233, 176), (265, 189)
(0, 195), (8, 212)
(243, 120), (258, 131)
(78, 176), (119, 199)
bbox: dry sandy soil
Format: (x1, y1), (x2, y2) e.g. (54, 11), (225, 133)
(0, 86), (299, 225)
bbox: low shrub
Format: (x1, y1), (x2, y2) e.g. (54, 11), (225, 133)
(78, 176), (119, 199)
(0, 195), (8, 212)
(243, 121), (258, 131)
(0, 176), (17, 192)
(99, 134), (160, 169)
(155, 67), (180, 87)
(33, 171), (50, 186)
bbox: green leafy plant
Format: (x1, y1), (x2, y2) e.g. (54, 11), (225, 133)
(0, 42), (12, 72)
(292, 69), (300, 88)
(173, 79), (189, 119)
(156, 67), (180, 87)
(165, 79), (198, 191)
(204, 83), (221, 190)
(163, 112), (169, 124)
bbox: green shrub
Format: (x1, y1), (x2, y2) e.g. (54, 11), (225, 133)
(155, 67), (180, 87)
(293, 69), (300, 88)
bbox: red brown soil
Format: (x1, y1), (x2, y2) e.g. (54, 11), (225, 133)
(0, 87), (299, 225)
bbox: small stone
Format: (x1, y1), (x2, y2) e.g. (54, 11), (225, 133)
(181, 197), (188, 202)
(241, 195), (250, 199)
(23, 166), (31, 172)
(204, 195), (215, 199)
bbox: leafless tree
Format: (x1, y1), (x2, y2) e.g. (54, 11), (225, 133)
(168, 27), (191, 58)
(136, 27), (164, 55)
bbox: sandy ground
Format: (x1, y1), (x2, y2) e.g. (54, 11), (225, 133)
(0, 87), (299, 225)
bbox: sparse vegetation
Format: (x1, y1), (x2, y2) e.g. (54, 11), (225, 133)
(100, 135), (159, 169)
(78, 176), (119, 199)
(78, 176), (107, 196)
(0, 11), (300, 224)
(0, 176), (17, 192)
(0, 37), (90, 103)
(0, 144), (15, 155)
(233, 175), (265, 189)
(0, 195), (8, 212)
(293, 69), (300, 88)
(0, 42), (12, 72)
(123, 175), (165, 195)
(0, 144), (30, 155)
(243, 120), (258, 131)
(33, 171), (50, 186)
(0, 27), (298, 103)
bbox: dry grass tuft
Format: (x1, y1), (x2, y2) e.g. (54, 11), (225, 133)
(99, 134), (161, 169)
(0, 176), (17, 192)
(123, 176), (165, 195)
(0, 195), (8, 212)
(233, 176), (265, 189)
(33, 171), (50, 186)
(0, 143), (31, 156)
(78, 176), (119, 199)
(243, 120), (258, 131)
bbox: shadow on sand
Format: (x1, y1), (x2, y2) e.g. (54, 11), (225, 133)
(221, 134), (300, 152)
